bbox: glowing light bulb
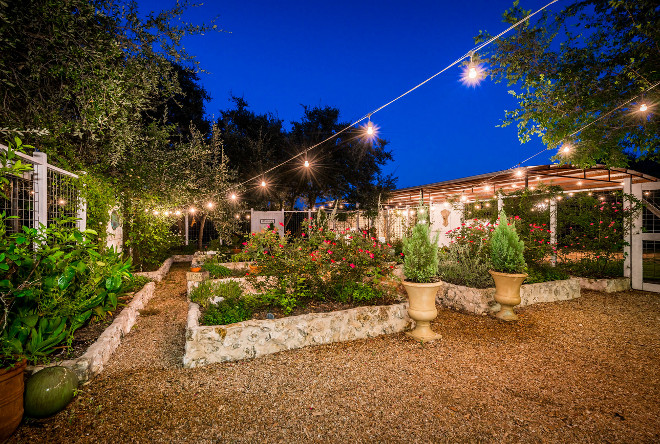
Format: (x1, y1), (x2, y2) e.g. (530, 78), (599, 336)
(58, 199), (66, 205)
(190, 207), (196, 213)
(485, 185), (491, 191)
(367, 123), (374, 135)
(460, 195), (467, 202)
(207, 202), (213, 209)
(304, 160), (310, 168)
(577, 181), (582, 186)
(230, 194), (237, 200)
(515, 169), (523, 177)
(640, 103), (648, 112)
(234, 214), (239, 219)
(261, 180), (266, 187)
(153, 210), (159, 215)
(468, 67), (477, 79)
(175, 210), (181, 216)
(165, 211), (170, 216)
(563, 145), (570, 153)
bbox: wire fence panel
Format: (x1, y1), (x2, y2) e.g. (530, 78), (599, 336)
(1, 170), (34, 234)
(47, 169), (79, 226)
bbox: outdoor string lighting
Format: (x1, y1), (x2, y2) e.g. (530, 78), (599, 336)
(640, 103), (648, 112)
(304, 160), (310, 168)
(230, 193), (237, 200)
(207, 202), (214, 209)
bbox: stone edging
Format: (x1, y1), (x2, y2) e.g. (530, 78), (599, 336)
(28, 282), (156, 382)
(183, 301), (412, 368)
(134, 254), (194, 282)
(572, 277), (630, 293)
(437, 278), (581, 315)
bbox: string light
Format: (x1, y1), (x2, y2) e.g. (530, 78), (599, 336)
(304, 160), (310, 168)
(562, 144), (571, 153)
(153, 210), (159, 215)
(223, 1), (560, 195)
(165, 211), (170, 216)
(640, 103), (648, 112)
(261, 180), (266, 187)
(175, 210), (181, 216)
(230, 193), (237, 200)
(207, 202), (214, 209)
(58, 199), (66, 205)
(189, 207), (196, 213)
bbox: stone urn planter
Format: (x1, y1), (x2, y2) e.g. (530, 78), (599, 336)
(489, 270), (527, 321)
(0, 359), (27, 440)
(403, 281), (442, 341)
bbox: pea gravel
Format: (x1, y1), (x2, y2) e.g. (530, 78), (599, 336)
(11, 264), (660, 443)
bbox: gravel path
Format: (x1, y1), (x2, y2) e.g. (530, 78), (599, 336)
(12, 266), (660, 443)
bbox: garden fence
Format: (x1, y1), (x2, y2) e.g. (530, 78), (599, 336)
(1, 144), (85, 234)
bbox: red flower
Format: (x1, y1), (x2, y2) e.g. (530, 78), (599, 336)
(349, 263), (355, 268)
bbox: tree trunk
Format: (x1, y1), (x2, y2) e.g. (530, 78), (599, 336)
(197, 213), (207, 250)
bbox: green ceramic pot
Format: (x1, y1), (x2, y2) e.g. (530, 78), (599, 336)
(24, 367), (78, 418)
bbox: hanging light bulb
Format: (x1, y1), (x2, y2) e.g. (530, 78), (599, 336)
(562, 144), (571, 153)
(468, 67), (477, 79)
(207, 202), (214, 209)
(261, 180), (266, 187)
(189, 207), (196, 214)
(640, 103), (648, 112)
(175, 210), (181, 216)
(304, 160), (310, 168)
(165, 211), (170, 216)
(367, 121), (374, 135)
(230, 193), (237, 200)
(153, 210), (159, 215)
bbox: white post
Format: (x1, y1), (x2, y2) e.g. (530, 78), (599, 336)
(623, 178), (632, 278)
(550, 198), (557, 266)
(630, 183), (643, 290)
(497, 196), (504, 212)
(32, 152), (48, 230)
(184, 213), (189, 246)
(77, 197), (87, 232)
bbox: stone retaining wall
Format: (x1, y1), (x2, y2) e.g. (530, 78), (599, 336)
(28, 282), (156, 382)
(437, 278), (581, 315)
(183, 302), (412, 367)
(573, 277), (630, 293)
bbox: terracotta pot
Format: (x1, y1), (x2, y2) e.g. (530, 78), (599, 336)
(231, 248), (242, 254)
(489, 270), (528, 321)
(190, 267), (202, 272)
(402, 281), (442, 342)
(0, 359), (27, 440)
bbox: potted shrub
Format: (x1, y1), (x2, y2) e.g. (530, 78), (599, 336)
(489, 210), (527, 321)
(402, 209), (442, 341)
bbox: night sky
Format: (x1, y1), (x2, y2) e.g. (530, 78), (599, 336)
(138, 0), (558, 189)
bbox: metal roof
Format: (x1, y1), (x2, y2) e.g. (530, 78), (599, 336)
(385, 164), (659, 206)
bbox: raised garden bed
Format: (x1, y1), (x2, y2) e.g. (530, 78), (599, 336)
(27, 255), (191, 382)
(183, 300), (411, 367)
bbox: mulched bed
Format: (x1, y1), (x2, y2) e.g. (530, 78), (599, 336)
(11, 263), (660, 443)
(250, 296), (404, 320)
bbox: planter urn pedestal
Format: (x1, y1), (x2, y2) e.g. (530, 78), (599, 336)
(489, 270), (528, 321)
(402, 281), (442, 342)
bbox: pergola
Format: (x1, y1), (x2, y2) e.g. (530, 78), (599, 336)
(385, 164), (658, 207)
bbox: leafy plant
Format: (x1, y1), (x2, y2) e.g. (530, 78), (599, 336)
(438, 242), (493, 289)
(525, 263), (570, 284)
(1, 215), (132, 365)
(197, 281), (252, 325)
(402, 207), (439, 283)
(490, 210), (526, 274)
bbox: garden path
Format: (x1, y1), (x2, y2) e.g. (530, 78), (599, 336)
(10, 266), (660, 443)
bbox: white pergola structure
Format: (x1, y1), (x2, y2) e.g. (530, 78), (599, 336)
(382, 164), (660, 292)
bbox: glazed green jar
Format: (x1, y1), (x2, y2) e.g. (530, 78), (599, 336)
(24, 367), (78, 418)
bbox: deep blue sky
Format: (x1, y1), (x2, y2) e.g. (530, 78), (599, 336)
(139, 0), (559, 189)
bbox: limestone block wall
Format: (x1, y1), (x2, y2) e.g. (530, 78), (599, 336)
(184, 302), (412, 368)
(437, 278), (581, 315)
(573, 277), (631, 293)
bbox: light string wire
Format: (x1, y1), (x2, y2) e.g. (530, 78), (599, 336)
(231, 0), (562, 192)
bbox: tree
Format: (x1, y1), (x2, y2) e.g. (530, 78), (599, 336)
(477, 0), (659, 167)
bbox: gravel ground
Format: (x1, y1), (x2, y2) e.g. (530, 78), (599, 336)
(11, 264), (660, 443)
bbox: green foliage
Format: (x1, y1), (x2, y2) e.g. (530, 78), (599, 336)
(402, 208), (439, 283)
(1, 215), (132, 365)
(438, 227), (493, 288)
(195, 281), (252, 325)
(331, 282), (384, 304)
(123, 206), (181, 271)
(76, 173), (118, 249)
(202, 263), (232, 279)
(559, 258), (625, 279)
(476, 0), (660, 166)
(490, 210), (526, 274)
(1, 138), (33, 200)
(525, 263), (570, 284)
(120, 275), (152, 294)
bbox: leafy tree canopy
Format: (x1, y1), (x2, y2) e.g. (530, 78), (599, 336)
(477, 0), (659, 167)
